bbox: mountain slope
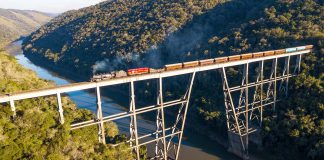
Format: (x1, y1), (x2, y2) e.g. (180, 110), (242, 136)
(0, 9), (52, 48)
(22, 0), (225, 76)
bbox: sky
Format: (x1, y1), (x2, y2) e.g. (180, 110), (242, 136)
(0, 0), (104, 13)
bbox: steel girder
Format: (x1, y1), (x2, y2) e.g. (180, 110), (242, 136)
(220, 54), (302, 159)
(154, 72), (196, 160)
(155, 77), (168, 159)
(119, 73), (196, 160)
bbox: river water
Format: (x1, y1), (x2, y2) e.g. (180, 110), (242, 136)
(8, 41), (239, 160)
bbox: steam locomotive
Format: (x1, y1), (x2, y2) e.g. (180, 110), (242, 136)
(90, 45), (313, 82)
(90, 68), (162, 82)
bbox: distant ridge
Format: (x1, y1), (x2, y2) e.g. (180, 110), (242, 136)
(45, 12), (60, 17)
(0, 8), (52, 48)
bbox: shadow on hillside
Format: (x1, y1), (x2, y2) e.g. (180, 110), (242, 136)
(141, 0), (274, 69)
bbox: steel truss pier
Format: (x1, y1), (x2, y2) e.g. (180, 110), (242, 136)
(220, 54), (302, 159)
(70, 73), (196, 160)
(0, 49), (309, 160)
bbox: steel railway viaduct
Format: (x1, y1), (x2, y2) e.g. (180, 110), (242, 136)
(0, 47), (312, 159)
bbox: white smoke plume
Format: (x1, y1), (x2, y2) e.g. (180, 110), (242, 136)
(92, 56), (124, 74)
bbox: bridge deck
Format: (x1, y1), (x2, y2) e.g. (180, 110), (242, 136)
(0, 49), (310, 103)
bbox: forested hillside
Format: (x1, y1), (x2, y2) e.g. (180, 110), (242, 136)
(178, 0), (323, 159)
(0, 9), (52, 49)
(0, 51), (133, 159)
(22, 0), (225, 76)
(22, 0), (323, 159)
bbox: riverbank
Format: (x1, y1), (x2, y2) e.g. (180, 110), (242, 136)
(0, 49), (136, 159)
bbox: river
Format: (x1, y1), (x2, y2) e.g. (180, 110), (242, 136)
(8, 41), (239, 160)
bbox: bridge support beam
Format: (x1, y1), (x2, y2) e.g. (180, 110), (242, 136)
(96, 86), (106, 144)
(156, 72), (196, 160)
(265, 58), (277, 110)
(56, 93), (64, 124)
(174, 72), (196, 160)
(220, 54), (303, 159)
(9, 99), (16, 117)
(294, 54), (302, 74)
(129, 81), (140, 159)
(155, 77), (168, 159)
(279, 56), (290, 97)
(250, 60), (264, 127)
(71, 74), (196, 160)
(221, 66), (250, 159)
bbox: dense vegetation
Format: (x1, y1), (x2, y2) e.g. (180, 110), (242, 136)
(0, 50), (134, 159)
(178, 0), (323, 159)
(22, 0), (323, 159)
(22, 0), (225, 76)
(0, 9), (52, 49)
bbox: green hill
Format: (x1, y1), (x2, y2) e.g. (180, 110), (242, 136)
(0, 9), (52, 48)
(22, 0), (225, 76)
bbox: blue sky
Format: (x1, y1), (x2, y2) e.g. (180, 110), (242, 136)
(0, 0), (103, 13)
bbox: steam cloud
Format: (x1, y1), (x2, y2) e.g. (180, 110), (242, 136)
(92, 56), (124, 74)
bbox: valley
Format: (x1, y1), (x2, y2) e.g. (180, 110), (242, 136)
(0, 0), (323, 159)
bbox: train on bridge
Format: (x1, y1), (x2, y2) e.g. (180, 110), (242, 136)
(91, 45), (313, 82)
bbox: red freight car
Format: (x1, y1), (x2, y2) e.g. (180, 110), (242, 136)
(127, 67), (150, 76)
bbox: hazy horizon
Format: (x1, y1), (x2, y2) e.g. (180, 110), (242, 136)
(0, 0), (104, 13)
